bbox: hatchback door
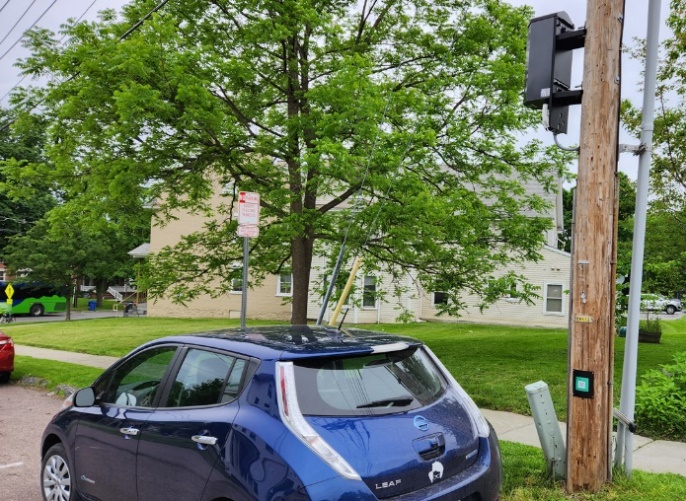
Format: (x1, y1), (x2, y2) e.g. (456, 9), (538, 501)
(309, 399), (478, 497)
(291, 346), (480, 498)
(136, 348), (249, 500)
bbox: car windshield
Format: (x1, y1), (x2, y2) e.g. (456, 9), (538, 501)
(292, 346), (446, 416)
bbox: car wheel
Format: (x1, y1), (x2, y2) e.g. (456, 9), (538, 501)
(0, 372), (9, 383)
(42, 443), (81, 501)
(666, 305), (676, 315)
(30, 303), (45, 317)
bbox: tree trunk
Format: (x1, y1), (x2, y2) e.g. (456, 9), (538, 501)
(65, 280), (72, 321)
(96, 278), (108, 307)
(291, 234), (314, 324)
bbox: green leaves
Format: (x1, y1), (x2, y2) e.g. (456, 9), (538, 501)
(636, 352), (686, 440)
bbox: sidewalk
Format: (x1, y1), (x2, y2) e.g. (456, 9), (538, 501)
(483, 409), (686, 477)
(15, 345), (119, 369)
(14, 345), (686, 477)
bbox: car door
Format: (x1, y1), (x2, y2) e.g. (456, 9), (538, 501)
(136, 348), (248, 501)
(73, 345), (178, 501)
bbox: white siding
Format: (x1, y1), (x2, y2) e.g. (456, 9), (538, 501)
(419, 246), (570, 328)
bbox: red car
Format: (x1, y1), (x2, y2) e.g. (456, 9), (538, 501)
(0, 331), (14, 383)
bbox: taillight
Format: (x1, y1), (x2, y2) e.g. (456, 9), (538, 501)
(0, 338), (13, 351)
(276, 362), (361, 480)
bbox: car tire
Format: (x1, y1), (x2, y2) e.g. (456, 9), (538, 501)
(42, 443), (82, 501)
(666, 305), (676, 315)
(0, 372), (9, 383)
(30, 303), (45, 317)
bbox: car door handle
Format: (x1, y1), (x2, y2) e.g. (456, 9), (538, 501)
(120, 427), (140, 437)
(192, 435), (217, 446)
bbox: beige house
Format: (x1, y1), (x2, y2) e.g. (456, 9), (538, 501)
(148, 179), (571, 328)
(147, 188), (293, 320)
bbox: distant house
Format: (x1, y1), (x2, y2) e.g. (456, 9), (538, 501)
(147, 179), (570, 328)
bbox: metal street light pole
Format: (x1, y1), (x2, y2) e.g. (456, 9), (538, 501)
(616, 0), (662, 476)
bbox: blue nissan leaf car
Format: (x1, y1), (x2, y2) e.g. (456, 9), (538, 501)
(41, 325), (502, 500)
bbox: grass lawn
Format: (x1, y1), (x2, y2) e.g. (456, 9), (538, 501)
(4, 315), (686, 421)
(500, 441), (686, 500)
(365, 318), (686, 420)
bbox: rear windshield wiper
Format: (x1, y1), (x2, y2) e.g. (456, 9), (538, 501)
(356, 397), (413, 409)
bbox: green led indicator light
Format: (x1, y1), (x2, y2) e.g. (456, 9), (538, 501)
(572, 370), (594, 398)
(574, 377), (590, 393)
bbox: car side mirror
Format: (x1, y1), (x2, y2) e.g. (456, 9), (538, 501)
(74, 387), (96, 407)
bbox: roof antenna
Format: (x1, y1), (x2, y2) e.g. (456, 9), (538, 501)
(337, 307), (350, 330)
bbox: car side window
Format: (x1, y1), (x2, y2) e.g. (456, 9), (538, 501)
(165, 349), (246, 408)
(96, 346), (177, 408)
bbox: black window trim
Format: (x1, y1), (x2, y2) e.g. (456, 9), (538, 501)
(155, 344), (256, 409)
(93, 343), (258, 410)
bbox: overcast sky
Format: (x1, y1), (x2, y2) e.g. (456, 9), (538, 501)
(0, 0), (673, 179)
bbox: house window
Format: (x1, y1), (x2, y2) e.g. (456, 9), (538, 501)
(0, 269), (5, 282)
(362, 275), (377, 308)
(545, 284), (563, 313)
(277, 273), (292, 296)
(433, 292), (448, 306)
(231, 278), (242, 293)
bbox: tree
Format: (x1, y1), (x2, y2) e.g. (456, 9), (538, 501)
(3, 194), (151, 318)
(9, 0), (571, 324)
(619, 0), (686, 297)
(0, 110), (55, 257)
(640, 203), (686, 297)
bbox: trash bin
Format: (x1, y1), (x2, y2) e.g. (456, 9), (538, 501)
(88, 300), (97, 312)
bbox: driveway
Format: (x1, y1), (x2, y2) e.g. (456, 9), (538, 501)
(0, 384), (63, 501)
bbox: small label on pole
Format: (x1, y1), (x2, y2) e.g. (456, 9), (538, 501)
(237, 225), (259, 238)
(575, 315), (593, 323)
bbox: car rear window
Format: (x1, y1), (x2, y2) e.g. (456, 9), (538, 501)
(293, 346), (446, 416)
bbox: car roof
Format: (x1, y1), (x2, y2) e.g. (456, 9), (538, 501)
(144, 325), (423, 361)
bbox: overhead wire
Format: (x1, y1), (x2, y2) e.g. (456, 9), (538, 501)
(0, 0), (11, 14)
(0, 0), (174, 131)
(0, 0), (60, 64)
(0, 0), (101, 105)
(0, 0), (40, 50)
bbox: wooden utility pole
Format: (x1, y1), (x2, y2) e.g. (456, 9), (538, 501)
(566, 0), (624, 493)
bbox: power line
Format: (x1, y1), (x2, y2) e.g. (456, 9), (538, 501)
(0, 0), (11, 14)
(0, 0), (100, 104)
(0, 0), (60, 65)
(0, 0), (173, 130)
(0, 0), (39, 50)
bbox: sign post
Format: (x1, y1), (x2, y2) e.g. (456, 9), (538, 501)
(237, 191), (260, 328)
(3, 284), (14, 316)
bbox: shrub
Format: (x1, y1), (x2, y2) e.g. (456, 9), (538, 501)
(639, 317), (662, 334)
(635, 352), (686, 440)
